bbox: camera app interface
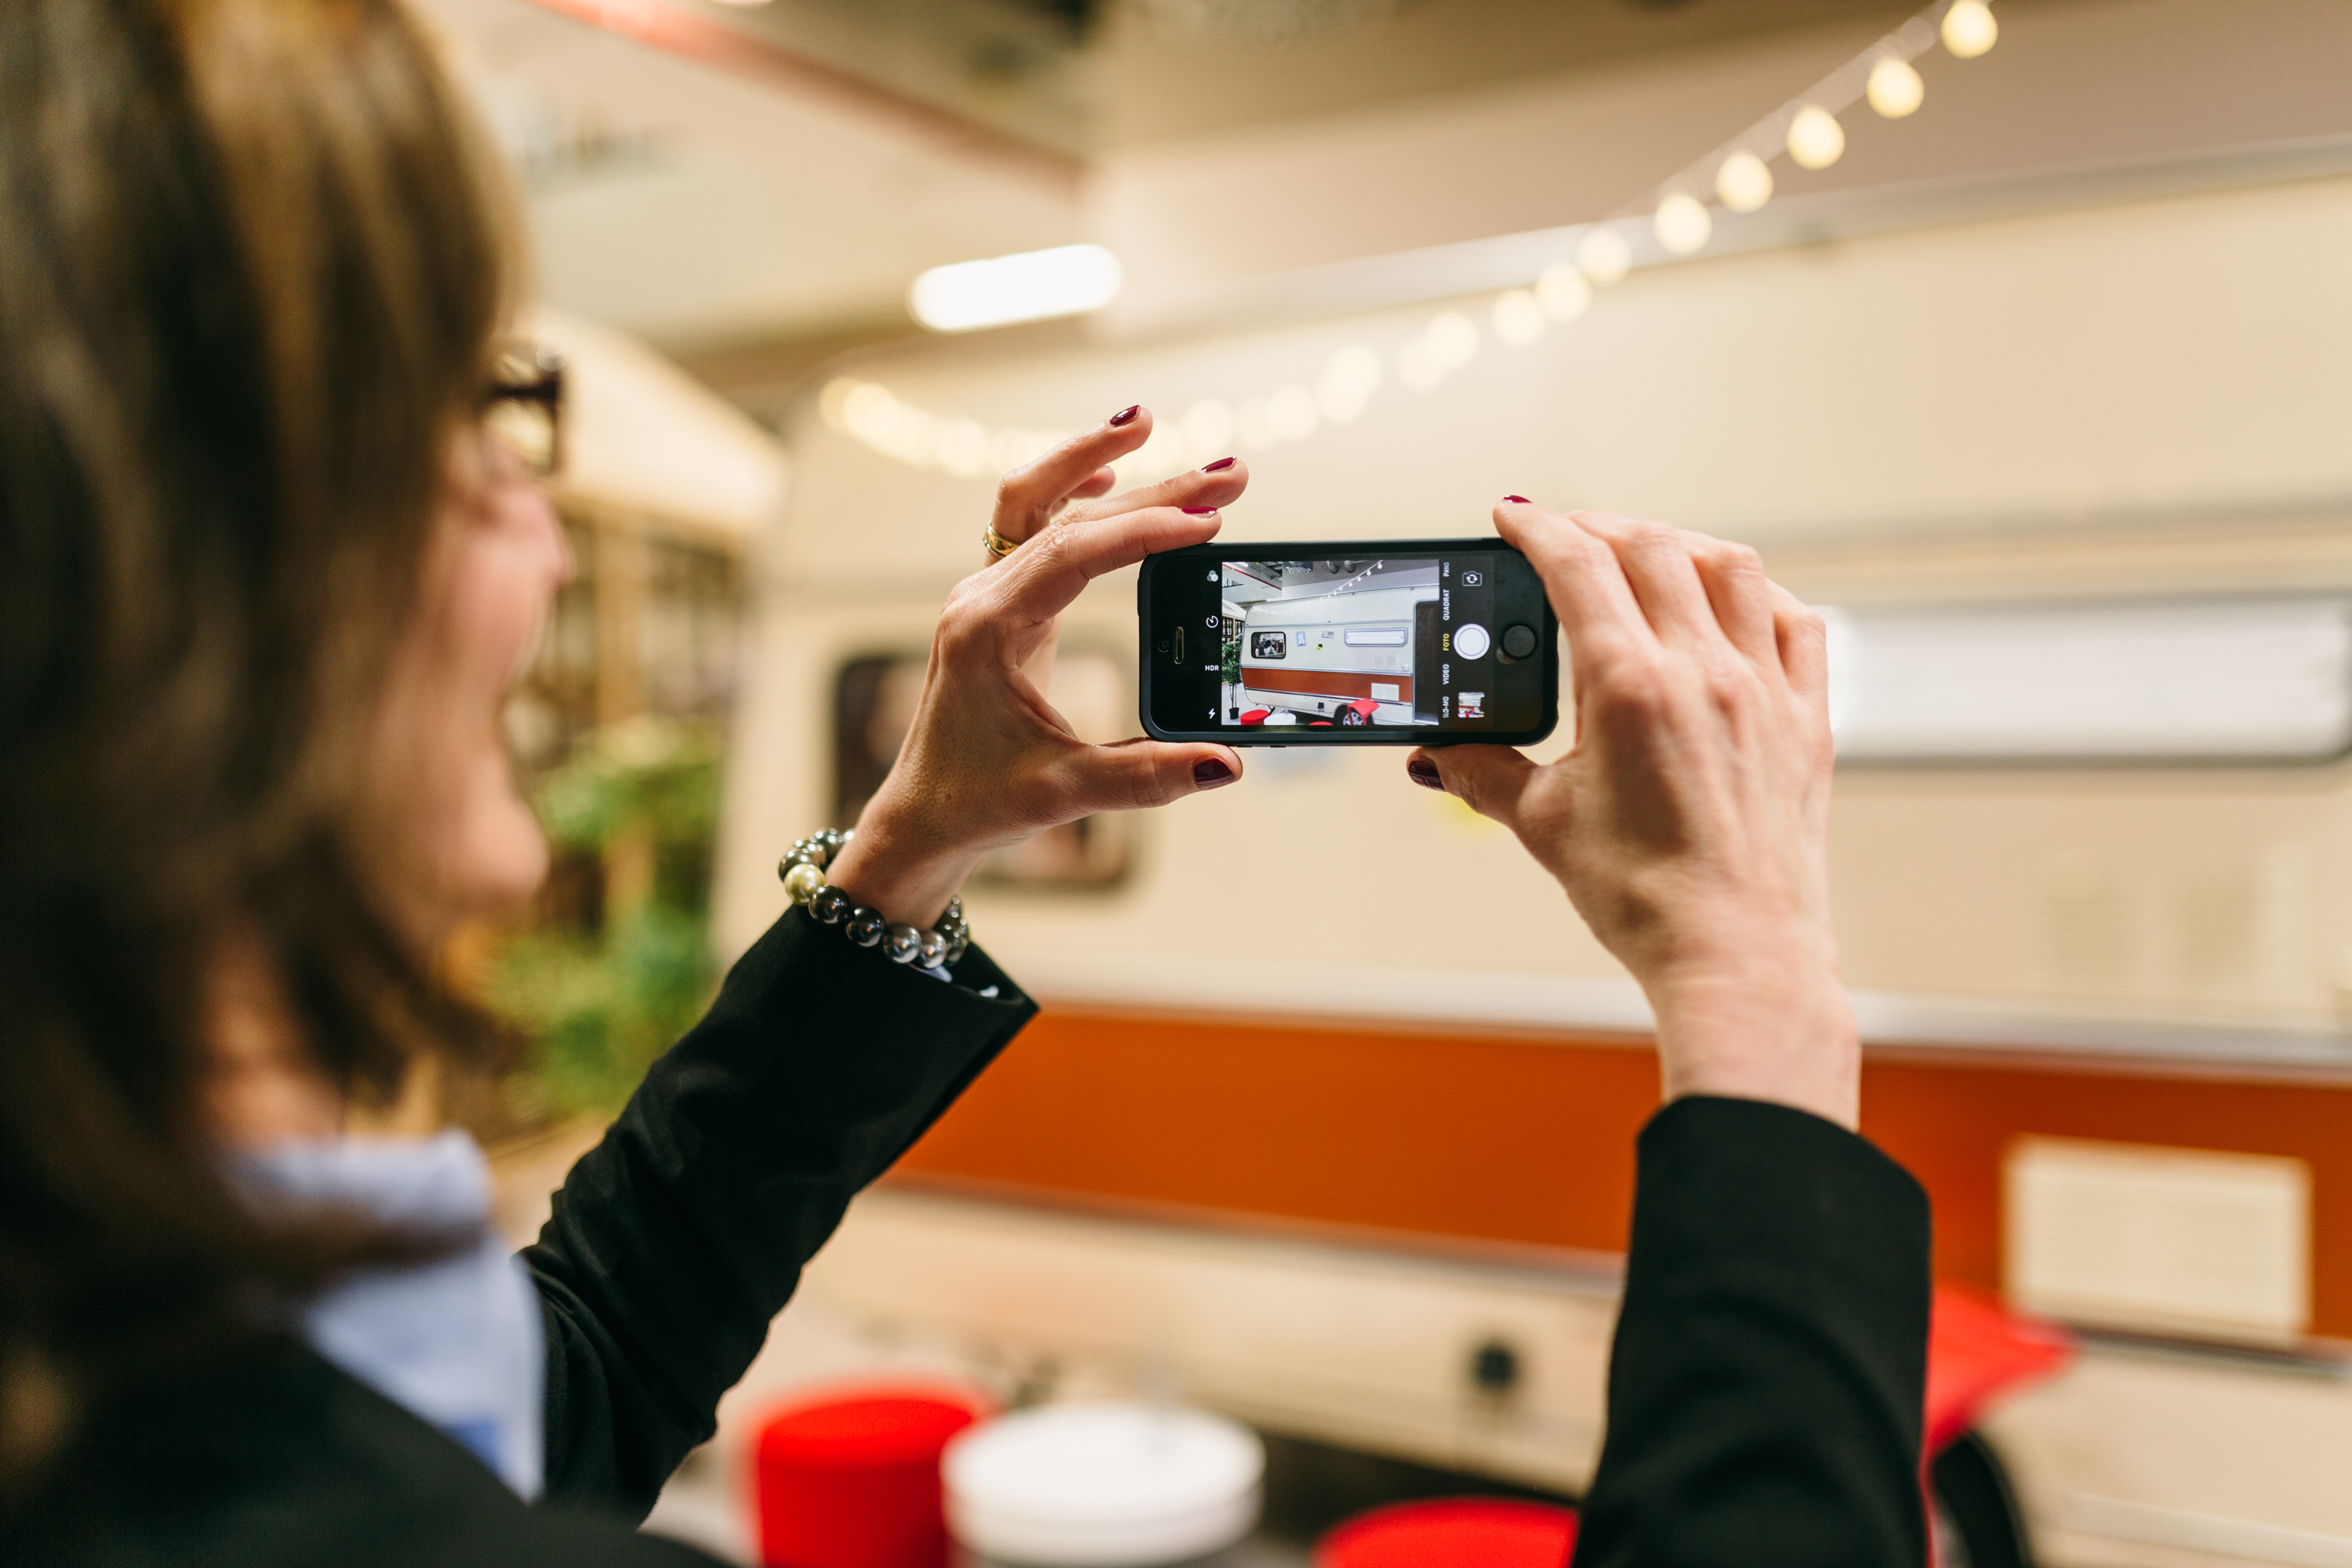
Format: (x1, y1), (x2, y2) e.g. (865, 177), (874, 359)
(1213, 556), (1503, 730)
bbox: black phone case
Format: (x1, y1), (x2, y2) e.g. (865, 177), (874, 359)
(1138, 537), (1559, 746)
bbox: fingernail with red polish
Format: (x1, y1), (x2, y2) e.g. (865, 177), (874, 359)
(1407, 757), (1442, 789)
(1109, 405), (1141, 426)
(1182, 506), (1218, 515)
(1503, 494), (1530, 504)
(1193, 758), (1235, 787)
(1201, 456), (1236, 473)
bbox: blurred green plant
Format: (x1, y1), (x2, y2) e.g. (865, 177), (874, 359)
(486, 716), (720, 1120)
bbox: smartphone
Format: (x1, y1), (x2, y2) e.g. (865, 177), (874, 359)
(1138, 539), (1558, 746)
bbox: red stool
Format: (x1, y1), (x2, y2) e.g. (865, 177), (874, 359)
(1315, 1498), (1578, 1568)
(1926, 1283), (2072, 1457)
(750, 1386), (987, 1568)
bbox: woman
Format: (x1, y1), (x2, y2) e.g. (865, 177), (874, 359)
(1, 0), (1239, 1550)
(2, 0), (1926, 1563)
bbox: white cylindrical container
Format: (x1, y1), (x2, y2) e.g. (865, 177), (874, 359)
(944, 1401), (1264, 1566)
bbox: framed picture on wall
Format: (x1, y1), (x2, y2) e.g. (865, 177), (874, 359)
(832, 646), (1138, 890)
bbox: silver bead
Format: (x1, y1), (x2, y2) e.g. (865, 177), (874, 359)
(845, 908), (885, 946)
(811, 886), (852, 924)
(782, 862), (825, 906)
(944, 933), (969, 967)
(884, 923), (922, 964)
(916, 929), (949, 969)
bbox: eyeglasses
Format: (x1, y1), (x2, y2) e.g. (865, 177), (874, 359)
(482, 343), (566, 479)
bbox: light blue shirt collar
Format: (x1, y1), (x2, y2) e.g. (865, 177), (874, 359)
(235, 1130), (545, 1499)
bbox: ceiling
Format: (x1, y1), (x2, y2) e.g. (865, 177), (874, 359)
(413, 0), (1083, 352)
(414, 0), (1960, 364)
(411, 0), (2347, 416)
(661, 0), (1936, 156)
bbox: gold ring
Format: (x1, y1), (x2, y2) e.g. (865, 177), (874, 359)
(982, 525), (1021, 562)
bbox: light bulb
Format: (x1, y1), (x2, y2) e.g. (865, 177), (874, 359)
(1715, 150), (1773, 213)
(843, 382), (899, 445)
(1653, 192), (1711, 256)
(1577, 224), (1632, 285)
(1425, 310), (1479, 371)
(1867, 56), (1925, 118)
(1316, 347), (1381, 424)
(1268, 386), (1319, 443)
(937, 417), (989, 477)
(1942, 0), (1997, 58)
(1787, 104), (1845, 170)
(1491, 289), (1545, 347)
(1181, 399), (1234, 457)
(1535, 262), (1591, 321)
(908, 243), (1123, 332)
(819, 377), (862, 431)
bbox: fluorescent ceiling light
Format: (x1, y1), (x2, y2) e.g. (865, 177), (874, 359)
(1825, 595), (2352, 764)
(909, 244), (1123, 332)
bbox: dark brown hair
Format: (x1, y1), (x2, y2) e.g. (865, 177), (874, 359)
(0, 0), (512, 1492)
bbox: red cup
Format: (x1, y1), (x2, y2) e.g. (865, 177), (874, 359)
(751, 1386), (987, 1568)
(1315, 1498), (1579, 1568)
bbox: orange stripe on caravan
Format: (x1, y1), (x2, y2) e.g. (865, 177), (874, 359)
(896, 1009), (2352, 1338)
(1240, 669), (1414, 701)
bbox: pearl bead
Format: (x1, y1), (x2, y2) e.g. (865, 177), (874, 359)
(916, 929), (949, 969)
(811, 885), (852, 924)
(845, 909), (885, 947)
(884, 923), (922, 963)
(782, 862), (825, 905)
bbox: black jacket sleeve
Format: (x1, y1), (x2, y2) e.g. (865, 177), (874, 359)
(521, 909), (1037, 1519)
(1572, 1096), (1932, 1568)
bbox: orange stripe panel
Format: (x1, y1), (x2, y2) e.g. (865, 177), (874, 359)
(1240, 668), (1413, 702)
(895, 1010), (2352, 1338)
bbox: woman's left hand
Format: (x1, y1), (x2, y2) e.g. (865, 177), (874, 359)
(823, 406), (1248, 927)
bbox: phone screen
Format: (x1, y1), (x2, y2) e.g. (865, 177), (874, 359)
(1144, 539), (1555, 744)
(1218, 554), (1507, 730)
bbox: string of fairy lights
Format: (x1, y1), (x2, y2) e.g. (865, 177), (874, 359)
(819, 0), (2000, 484)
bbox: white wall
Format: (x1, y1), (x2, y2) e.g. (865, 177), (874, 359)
(718, 174), (2352, 1038)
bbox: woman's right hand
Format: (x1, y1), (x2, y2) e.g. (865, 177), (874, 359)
(824, 407), (1247, 933)
(1406, 502), (1858, 1129)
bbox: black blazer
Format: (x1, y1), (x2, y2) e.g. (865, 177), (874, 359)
(20, 912), (1932, 1566)
(1573, 1097), (1932, 1567)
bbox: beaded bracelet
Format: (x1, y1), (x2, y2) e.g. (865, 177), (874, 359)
(779, 828), (970, 970)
